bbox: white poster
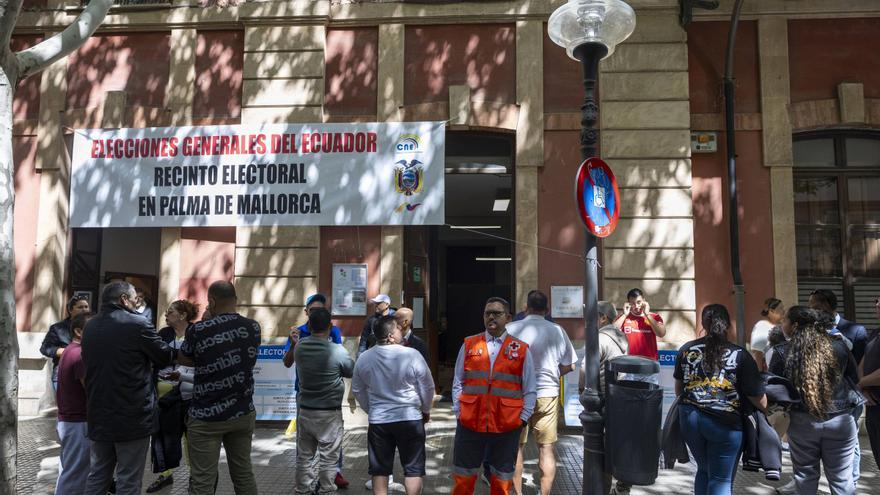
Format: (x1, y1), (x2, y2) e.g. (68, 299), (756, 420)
(551, 285), (583, 319)
(253, 345), (296, 420)
(563, 350), (676, 427)
(332, 263), (368, 316)
(69, 122), (445, 227)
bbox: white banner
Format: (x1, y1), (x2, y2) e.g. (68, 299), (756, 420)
(69, 122), (445, 227)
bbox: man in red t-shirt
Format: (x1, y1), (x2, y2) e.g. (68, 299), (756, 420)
(614, 288), (666, 360)
(55, 312), (93, 494)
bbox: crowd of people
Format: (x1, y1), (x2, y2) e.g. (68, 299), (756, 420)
(38, 280), (880, 495)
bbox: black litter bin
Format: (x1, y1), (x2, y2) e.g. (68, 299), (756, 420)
(604, 355), (662, 486)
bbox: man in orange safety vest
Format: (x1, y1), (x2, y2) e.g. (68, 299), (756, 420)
(451, 297), (537, 495)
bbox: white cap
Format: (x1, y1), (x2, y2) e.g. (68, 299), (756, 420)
(370, 294), (391, 305)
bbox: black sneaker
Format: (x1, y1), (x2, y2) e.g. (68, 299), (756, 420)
(146, 473), (174, 493)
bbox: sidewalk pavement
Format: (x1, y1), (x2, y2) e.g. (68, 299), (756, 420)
(15, 404), (878, 494)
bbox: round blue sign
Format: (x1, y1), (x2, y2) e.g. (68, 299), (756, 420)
(575, 158), (620, 238)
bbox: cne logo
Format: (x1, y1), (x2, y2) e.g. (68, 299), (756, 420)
(395, 134), (422, 153)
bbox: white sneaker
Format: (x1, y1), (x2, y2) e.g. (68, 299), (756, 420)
(776, 480), (796, 495)
(365, 475), (393, 490)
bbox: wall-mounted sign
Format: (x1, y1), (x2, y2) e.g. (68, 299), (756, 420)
(69, 122), (445, 228)
(575, 157), (620, 238)
(332, 263), (368, 316)
(551, 285), (583, 319)
(253, 345), (296, 420)
(691, 131), (718, 153)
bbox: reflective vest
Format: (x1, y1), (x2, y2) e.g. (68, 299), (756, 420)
(458, 333), (529, 433)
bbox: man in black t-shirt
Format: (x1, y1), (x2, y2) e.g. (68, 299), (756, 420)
(179, 281), (261, 495)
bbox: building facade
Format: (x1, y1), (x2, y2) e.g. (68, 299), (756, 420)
(11, 0), (880, 413)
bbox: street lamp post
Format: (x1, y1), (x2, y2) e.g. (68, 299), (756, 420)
(548, 2), (635, 494)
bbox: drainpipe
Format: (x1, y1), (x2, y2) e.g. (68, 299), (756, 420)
(724, 0), (746, 346)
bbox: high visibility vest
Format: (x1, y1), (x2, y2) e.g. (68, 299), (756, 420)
(458, 333), (529, 433)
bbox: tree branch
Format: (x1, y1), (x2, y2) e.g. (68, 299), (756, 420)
(14, 0), (114, 80)
(0, 0), (24, 51)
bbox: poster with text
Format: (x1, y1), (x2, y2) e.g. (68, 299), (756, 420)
(332, 263), (368, 316)
(563, 349), (676, 427)
(253, 345), (296, 421)
(551, 285), (583, 319)
(69, 122), (445, 227)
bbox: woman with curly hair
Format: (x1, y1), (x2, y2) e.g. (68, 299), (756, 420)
(674, 304), (767, 495)
(769, 306), (864, 495)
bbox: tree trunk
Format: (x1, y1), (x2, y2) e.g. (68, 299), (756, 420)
(0, 0), (114, 488)
(0, 57), (20, 495)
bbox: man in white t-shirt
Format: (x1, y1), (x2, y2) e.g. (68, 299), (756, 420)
(352, 315), (434, 495)
(506, 290), (578, 495)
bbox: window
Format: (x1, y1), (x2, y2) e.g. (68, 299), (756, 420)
(794, 132), (880, 322)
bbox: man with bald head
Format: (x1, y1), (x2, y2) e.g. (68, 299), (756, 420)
(395, 307), (429, 363)
(178, 280), (262, 495)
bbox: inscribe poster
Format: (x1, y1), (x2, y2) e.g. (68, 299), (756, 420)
(332, 263), (368, 316)
(69, 122), (445, 227)
(252, 345), (296, 420)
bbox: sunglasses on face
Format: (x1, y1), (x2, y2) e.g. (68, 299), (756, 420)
(484, 311), (505, 318)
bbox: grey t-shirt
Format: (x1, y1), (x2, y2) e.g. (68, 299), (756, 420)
(294, 335), (355, 410)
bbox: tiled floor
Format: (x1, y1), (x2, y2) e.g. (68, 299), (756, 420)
(14, 405), (878, 494)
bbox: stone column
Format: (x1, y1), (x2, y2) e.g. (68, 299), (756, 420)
(759, 17), (797, 306)
(377, 23), (405, 305)
(156, 28), (197, 314)
(514, 20), (543, 310)
(236, 25), (325, 337)
(30, 58), (70, 334)
(600, 13), (697, 343)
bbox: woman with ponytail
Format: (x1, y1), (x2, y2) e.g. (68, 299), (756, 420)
(674, 304), (767, 495)
(768, 306), (863, 495)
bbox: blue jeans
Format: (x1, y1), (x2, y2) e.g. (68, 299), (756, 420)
(56, 421), (90, 495)
(851, 404), (863, 487)
(679, 404), (743, 495)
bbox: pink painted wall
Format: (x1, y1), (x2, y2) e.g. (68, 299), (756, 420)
(193, 30), (243, 122)
(688, 21), (775, 341)
(325, 27), (378, 117)
(789, 18), (880, 102)
(538, 131), (587, 341)
(11, 36), (42, 122)
(66, 33), (171, 110)
(178, 227), (236, 319)
(13, 137), (40, 332)
(404, 24), (516, 105)
(319, 226), (382, 338)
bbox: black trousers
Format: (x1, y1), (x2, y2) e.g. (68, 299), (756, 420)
(452, 422), (521, 479)
(868, 405), (880, 471)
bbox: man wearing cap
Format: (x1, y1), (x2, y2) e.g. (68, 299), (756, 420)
(506, 290), (577, 495)
(282, 293), (350, 489)
(357, 294), (396, 357)
(451, 297), (536, 495)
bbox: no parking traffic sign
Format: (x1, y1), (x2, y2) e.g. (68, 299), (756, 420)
(575, 157), (620, 238)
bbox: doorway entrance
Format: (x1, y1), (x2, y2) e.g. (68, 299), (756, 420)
(404, 132), (515, 394)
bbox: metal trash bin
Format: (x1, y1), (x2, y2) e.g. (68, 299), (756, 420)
(604, 355), (662, 486)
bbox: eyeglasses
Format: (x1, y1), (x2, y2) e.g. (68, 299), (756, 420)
(484, 310), (505, 318)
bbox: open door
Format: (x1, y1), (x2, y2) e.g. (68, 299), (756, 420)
(403, 226), (435, 381)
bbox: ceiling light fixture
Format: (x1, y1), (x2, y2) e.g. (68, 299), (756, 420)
(493, 199), (510, 212)
(475, 257), (512, 262)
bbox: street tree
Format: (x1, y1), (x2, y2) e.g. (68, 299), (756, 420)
(0, 0), (114, 490)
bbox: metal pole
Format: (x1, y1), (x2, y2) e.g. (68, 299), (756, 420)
(723, 0), (746, 346)
(574, 41), (608, 495)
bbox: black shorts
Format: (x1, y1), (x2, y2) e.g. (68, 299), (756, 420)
(367, 420), (427, 477)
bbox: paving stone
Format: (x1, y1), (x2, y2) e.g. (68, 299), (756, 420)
(14, 406), (878, 494)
